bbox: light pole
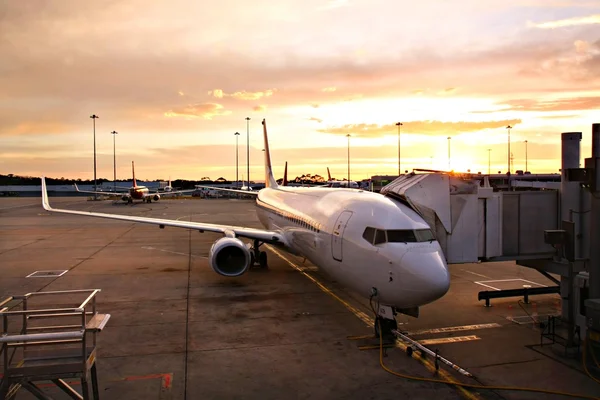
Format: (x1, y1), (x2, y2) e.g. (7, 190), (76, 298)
(487, 148), (492, 175)
(524, 140), (528, 172)
(234, 132), (240, 188)
(245, 117), (251, 186)
(447, 137), (451, 171)
(346, 134), (351, 183)
(506, 125), (512, 175)
(90, 115), (99, 197)
(111, 131), (118, 192)
(396, 122), (403, 175)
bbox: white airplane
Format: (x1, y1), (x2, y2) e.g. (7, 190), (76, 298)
(163, 178), (175, 192)
(41, 119), (450, 335)
(74, 161), (194, 203)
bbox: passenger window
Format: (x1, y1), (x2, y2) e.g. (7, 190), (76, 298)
(374, 229), (387, 245)
(387, 230), (417, 243)
(362, 227), (376, 244)
(415, 229), (435, 242)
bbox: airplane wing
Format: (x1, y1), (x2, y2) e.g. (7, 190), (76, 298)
(42, 178), (283, 244)
(73, 184), (125, 197)
(194, 185), (259, 196)
(156, 189), (197, 195)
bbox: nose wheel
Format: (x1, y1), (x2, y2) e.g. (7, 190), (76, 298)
(251, 239), (268, 269)
(374, 316), (398, 340)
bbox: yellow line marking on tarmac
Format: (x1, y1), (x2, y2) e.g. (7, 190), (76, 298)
(408, 323), (501, 336)
(266, 245), (482, 400)
(420, 335), (481, 345)
(461, 270), (491, 279)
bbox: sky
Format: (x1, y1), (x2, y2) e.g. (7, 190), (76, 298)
(1, 0), (599, 182)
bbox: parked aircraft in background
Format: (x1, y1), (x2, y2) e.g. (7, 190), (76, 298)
(74, 161), (193, 203)
(41, 119), (449, 335)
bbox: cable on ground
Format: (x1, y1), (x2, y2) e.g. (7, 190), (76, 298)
(376, 317), (599, 399)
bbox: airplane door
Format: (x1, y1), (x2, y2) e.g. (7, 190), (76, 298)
(331, 210), (353, 262)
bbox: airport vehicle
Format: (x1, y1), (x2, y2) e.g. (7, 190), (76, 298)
(74, 162), (193, 203)
(41, 119), (450, 333)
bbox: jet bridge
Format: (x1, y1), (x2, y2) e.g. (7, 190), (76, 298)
(381, 172), (559, 264)
(381, 123), (600, 351)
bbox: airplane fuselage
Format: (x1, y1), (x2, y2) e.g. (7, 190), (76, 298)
(129, 186), (149, 200)
(255, 186), (450, 309)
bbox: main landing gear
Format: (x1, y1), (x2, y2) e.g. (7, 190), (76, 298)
(250, 239), (268, 269)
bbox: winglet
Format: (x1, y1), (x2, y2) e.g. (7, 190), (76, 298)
(261, 119), (278, 189)
(41, 177), (52, 211)
(327, 167), (331, 181)
(74, 183), (81, 192)
(283, 161), (288, 186)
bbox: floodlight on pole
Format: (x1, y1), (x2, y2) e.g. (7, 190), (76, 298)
(111, 131), (118, 193)
(90, 114), (99, 198)
(395, 122), (403, 175)
(346, 134), (351, 183)
(245, 117), (251, 186)
(524, 140), (528, 173)
(447, 137), (451, 171)
(506, 125), (512, 175)
(234, 132), (240, 188)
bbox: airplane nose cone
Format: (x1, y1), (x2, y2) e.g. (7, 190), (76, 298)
(400, 247), (450, 306)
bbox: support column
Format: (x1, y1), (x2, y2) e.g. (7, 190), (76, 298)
(560, 132), (582, 345)
(589, 124), (600, 299)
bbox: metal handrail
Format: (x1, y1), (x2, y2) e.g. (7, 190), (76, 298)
(0, 308), (84, 316)
(21, 289), (101, 298)
(0, 296), (14, 309)
(78, 290), (101, 309)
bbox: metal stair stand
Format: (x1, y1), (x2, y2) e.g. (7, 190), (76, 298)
(0, 289), (110, 400)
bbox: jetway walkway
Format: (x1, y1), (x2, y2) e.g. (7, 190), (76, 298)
(0, 289), (110, 400)
(381, 172), (559, 264)
(380, 124), (600, 351)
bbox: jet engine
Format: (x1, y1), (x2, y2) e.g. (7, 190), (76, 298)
(153, 194), (161, 201)
(121, 195), (130, 202)
(208, 237), (251, 277)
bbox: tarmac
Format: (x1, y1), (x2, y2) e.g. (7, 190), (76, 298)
(1, 196), (599, 400)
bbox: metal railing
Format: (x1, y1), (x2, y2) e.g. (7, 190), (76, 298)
(0, 289), (110, 400)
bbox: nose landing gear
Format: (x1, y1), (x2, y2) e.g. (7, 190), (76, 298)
(374, 307), (398, 340)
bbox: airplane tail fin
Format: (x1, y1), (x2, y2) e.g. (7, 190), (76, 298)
(262, 119), (278, 189)
(132, 161), (137, 188)
(283, 161), (288, 186)
(327, 167), (331, 181)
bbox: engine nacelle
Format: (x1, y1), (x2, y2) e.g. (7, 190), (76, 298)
(153, 194), (161, 201)
(208, 237), (251, 277)
(121, 195), (130, 202)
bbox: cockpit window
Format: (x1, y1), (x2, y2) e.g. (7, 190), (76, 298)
(387, 230), (417, 243)
(374, 229), (387, 245)
(362, 227), (376, 243)
(362, 227), (435, 245)
(415, 229), (435, 242)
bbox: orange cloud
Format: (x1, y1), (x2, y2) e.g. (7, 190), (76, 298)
(308, 117), (323, 123)
(437, 87), (458, 95)
(318, 120), (522, 137)
(253, 105), (267, 112)
(499, 97), (600, 112)
(527, 14), (600, 29)
(164, 103), (231, 119)
(208, 88), (276, 100)
(321, 87), (337, 92)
